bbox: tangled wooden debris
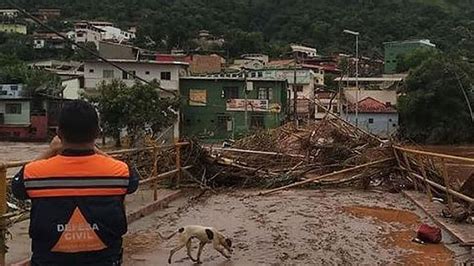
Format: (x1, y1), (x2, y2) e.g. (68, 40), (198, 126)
(185, 118), (399, 191)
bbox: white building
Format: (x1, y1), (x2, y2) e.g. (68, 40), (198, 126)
(96, 26), (136, 43)
(0, 84), (23, 98)
(0, 9), (20, 18)
(84, 59), (189, 142)
(74, 21), (136, 47)
(74, 22), (105, 48)
(291, 44), (318, 58)
(83, 59), (189, 93)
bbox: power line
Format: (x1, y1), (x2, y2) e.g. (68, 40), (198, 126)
(6, 0), (177, 96)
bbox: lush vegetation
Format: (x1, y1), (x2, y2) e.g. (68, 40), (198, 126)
(0, 54), (63, 96)
(86, 80), (179, 147)
(8, 0), (474, 59)
(399, 51), (474, 144)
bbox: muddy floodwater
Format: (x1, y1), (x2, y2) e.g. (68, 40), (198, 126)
(123, 189), (461, 265)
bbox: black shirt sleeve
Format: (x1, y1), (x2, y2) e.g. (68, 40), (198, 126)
(12, 167), (29, 200)
(127, 166), (139, 194)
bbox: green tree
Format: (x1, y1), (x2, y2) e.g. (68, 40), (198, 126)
(87, 80), (179, 147)
(398, 54), (474, 144)
(396, 48), (440, 73)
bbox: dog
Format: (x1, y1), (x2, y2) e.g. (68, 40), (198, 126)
(159, 225), (233, 264)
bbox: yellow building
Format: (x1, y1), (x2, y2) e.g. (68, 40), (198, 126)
(0, 23), (27, 34)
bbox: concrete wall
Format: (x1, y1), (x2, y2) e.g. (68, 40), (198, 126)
(343, 112), (398, 138)
(179, 79), (287, 141)
(98, 42), (137, 60)
(84, 62), (185, 92)
(62, 78), (83, 100)
(0, 101), (30, 125)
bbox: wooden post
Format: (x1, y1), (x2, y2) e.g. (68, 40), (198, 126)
(416, 155), (433, 200)
(402, 152), (419, 191)
(175, 144), (182, 188)
(0, 164), (7, 266)
(440, 158), (454, 211)
(152, 147), (159, 201)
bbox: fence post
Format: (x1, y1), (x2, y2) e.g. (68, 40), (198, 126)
(0, 163), (7, 266)
(175, 144), (182, 188)
(440, 159), (454, 211)
(416, 155), (433, 200)
(402, 152), (419, 191)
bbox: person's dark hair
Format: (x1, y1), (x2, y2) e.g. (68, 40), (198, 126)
(58, 100), (99, 143)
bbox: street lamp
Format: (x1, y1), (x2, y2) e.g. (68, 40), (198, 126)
(343, 29), (360, 127)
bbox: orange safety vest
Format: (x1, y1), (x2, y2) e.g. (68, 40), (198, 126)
(14, 149), (137, 264)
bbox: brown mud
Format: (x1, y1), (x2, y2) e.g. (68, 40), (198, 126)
(123, 189), (461, 265)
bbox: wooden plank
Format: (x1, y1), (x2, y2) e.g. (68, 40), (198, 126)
(398, 165), (474, 203)
(259, 157), (394, 195)
(393, 146), (474, 164)
(126, 190), (182, 224)
(402, 190), (474, 246)
(212, 147), (309, 159)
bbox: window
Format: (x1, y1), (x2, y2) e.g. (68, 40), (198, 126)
(258, 88), (273, 100)
(145, 71), (150, 75)
(5, 103), (21, 114)
(89, 69), (94, 73)
(103, 69), (114, 79)
(122, 70), (136, 80)
(223, 87), (239, 99)
(0, 91), (7, 95)
(217, 115), (232, 132)
(295, 85), (304, 92)
(10, 85), (18, 91)
(76, 33), (84, 37)
(161, 72), (171, 80)
(332, 105), (338, 113)
(257, 72), (263, 78)
(250, 115), (265, 129)
(368, 118), (374, 124)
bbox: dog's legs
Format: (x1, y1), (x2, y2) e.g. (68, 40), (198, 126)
(186, 239), (198, 262)
(196, 242), (206, 263)
(168, 242), (186, 264)
(214, 244), (231, 259)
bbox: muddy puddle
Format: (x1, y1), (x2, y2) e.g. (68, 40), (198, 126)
(345, 206), (454, 265)
(123, 189), (461, 265)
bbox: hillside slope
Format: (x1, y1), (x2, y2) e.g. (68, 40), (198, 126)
(9, 0), (474, 57)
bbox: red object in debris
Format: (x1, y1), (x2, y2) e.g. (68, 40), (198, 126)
(416, 224), (442, 244)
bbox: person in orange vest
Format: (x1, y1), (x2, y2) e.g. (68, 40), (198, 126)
(12, 100), (139, 266)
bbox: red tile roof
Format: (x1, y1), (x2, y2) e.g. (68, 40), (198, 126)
(348, 97), (397, 113)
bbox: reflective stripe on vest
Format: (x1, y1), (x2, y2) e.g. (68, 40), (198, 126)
(24, 154), (129, 198)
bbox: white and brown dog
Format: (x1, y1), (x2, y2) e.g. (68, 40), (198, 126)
(159, 225), (233, 264)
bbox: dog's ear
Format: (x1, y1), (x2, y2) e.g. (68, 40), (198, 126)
(225, 238), (232, 248)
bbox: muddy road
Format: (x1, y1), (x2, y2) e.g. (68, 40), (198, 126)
(124, 189), (466, 265)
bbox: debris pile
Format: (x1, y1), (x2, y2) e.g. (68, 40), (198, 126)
(186, 118), (397, 190)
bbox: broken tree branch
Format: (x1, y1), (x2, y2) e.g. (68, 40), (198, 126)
(259, 157), (394, 195)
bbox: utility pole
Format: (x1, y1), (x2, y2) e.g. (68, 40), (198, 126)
(243, 69), (248, 130)
(343, 29), (360, 127)
(293, 52), (298, 122)
(355, 33), (359, 127)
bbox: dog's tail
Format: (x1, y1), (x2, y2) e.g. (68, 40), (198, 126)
(158, 228), (181, 241)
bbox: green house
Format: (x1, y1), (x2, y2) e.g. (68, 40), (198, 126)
(179, 76), (288, 142)
(384, 39), (436, 74)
